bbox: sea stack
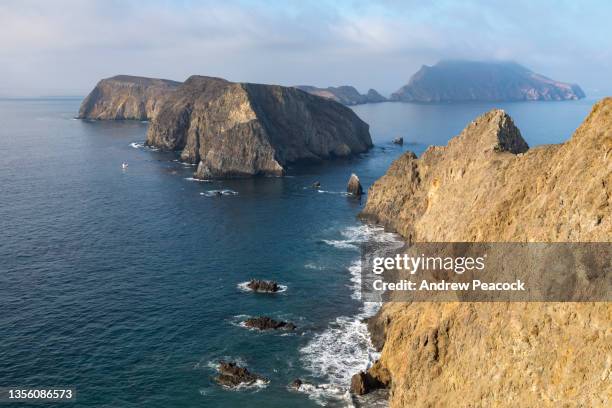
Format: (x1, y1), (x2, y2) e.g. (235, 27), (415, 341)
(347, 173), (363, 196)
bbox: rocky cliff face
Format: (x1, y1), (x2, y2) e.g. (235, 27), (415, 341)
(295, 85), (387, 105)
(391, 60), (586, 102)
(78, 75), (181, 120)
(360, 98), (611, 407)
(146, 76), (372, 178)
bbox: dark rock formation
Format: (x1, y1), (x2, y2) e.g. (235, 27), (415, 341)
(312, 181), (321, 189)
(144, 76), (372, 178)
(347, 173), (363, 196)
(289, 378), (303, 389)
(78, 75), (180, 120)
(243, 316), (296, 331)
(214, 361), (267, 387)
(246, 279), (280, 293)
(350, 370), (387, 395)
(392, 137), (403, 145)
(391, 60), (585, 102)
(295, 85), (387, 105)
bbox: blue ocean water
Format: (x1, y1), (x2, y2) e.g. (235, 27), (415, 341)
(0, 97), (595, 407)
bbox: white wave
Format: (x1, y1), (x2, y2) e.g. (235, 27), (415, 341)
(236, 281), (288, 293)
(290, 381), (352, 407)
(305, 263), (324, 270)
(321, 240), (358, 250)
(185, 177), (211, 182)
(321, 224), (403, 251)
(300, 224), (403, 404)
(200, 189), (239, 197)
(129, 142), (144, 149)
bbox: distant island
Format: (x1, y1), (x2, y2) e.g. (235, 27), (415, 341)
(78, 75), (372, 178)
(391, 60), (585, 102)
(294, 85), (387, 105)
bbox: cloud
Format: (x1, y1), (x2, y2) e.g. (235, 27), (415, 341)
(0, 0), (609, 96)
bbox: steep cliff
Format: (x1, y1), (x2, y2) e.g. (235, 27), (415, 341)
(391, 60), (586, 102)
(360, 98), (611, 407)
(78, 75), (181, 120)
(295, 85), (387, 105)
(147, 76), (372, 178)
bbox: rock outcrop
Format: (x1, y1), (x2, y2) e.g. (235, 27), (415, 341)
(78, 75), (180, 120)
(145, 76), (372, 178)
(391, 60), (585, 102)
(214, 361), (268, 387)
(243, 316), (296, 331)
(359, 98), (611, 406)
(295, 85), (387, 105)
(246, 279), (280, 293)
(347, 173), (364, 196)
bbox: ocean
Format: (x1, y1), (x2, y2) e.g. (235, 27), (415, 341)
(0, 97), (595, 407)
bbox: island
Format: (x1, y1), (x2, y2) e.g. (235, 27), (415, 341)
(391, 60), (585, 102)
(78, 75), (373, 178)
(294, 85), (387, 105)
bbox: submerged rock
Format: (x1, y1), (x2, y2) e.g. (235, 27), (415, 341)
(312, 181), (321, 189)
(392, 137), (403, 145)
(246, 279), (280, 293)
(243, 316), (296, 331)
(214, 361), (267, 388)
(347, 173), (363, 196)
(289, 378), (303, 389)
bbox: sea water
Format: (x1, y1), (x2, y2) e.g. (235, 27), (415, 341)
(0, 97), (594, 407)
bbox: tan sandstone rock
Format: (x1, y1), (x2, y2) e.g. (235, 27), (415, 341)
(360, 98), (612, 407)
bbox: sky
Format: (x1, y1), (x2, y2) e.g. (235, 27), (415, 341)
(0, 0), (610, 97)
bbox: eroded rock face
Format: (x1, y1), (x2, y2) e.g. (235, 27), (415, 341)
(391, 60), (585, 102)
(360, 99), (611, 407)
(78, 75), (180, 120)
(146, 76), (372, 178)
(214, 361), (267, 388)
(243, 316), (296, 331)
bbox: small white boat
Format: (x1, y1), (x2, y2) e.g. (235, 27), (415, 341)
(122, 162), (129, 169)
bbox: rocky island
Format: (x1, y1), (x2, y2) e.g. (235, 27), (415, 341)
(356, 98), (611, 406)
(79, 75), (372, 178)
(391, 60), (586, 102)
(295, 85), (387, 105)
(77, 75), (181, 120)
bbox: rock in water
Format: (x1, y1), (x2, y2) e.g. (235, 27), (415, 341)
(243, 316), (296, 331)
(78, 75), (180, 120)
(350, 370), (386, 395)
(146, 76), (372, 178)
(391, 60), (585, 102)
(347, 173), (363, 196)
(246, 279), (279, 293)
(392, 137), (403, 145)
(214, 361), (267, 388)
(359, 99), (612, 406)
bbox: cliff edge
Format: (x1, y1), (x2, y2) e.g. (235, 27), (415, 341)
(360, 98), (611, 407)
(78, 75), (181, 120)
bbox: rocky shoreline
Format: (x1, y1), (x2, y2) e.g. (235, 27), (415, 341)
(353, 98), (611, 406)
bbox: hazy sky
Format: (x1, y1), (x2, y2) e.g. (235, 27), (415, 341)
(1, 0), (610, 97)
